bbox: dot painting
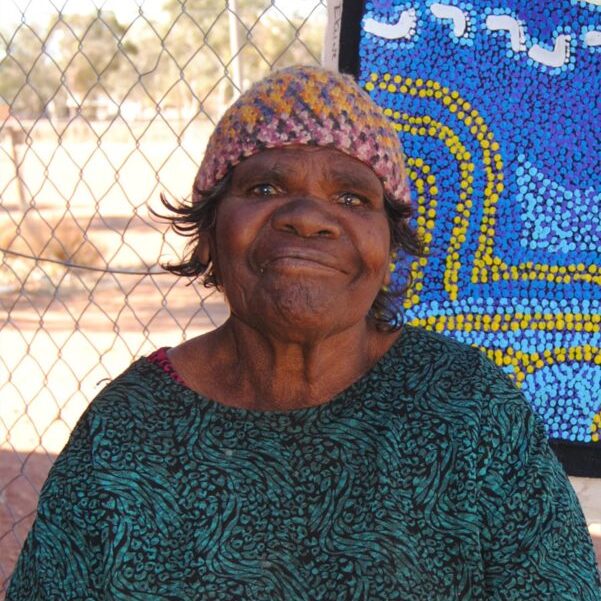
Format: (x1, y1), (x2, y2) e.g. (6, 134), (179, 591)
(335, 0), (601, 465)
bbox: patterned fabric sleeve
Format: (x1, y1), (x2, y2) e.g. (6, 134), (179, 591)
(476, 355), (601, 600)
(6, 408), (103, 601)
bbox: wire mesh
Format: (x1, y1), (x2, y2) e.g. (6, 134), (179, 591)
(0, 0), (326, 591)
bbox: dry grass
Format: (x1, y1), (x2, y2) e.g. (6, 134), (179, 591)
(0, 213), (105, 293)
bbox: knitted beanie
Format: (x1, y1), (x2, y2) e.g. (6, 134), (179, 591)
(194, 65), (408, 203)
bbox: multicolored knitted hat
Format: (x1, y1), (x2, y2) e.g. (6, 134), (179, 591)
(194, 65), (408, 203)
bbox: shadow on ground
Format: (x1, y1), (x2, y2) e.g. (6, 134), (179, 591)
(0, 448), (56, 595)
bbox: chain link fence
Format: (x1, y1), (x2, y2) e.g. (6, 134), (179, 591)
(0, 0), (326, 591)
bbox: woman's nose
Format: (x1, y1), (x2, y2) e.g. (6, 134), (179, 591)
(271, 197), (342, 239)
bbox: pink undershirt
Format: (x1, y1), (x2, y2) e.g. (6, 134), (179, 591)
(147, 347), (187, 386)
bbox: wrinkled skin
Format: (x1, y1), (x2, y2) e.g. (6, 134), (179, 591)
(170, 146), (400, 410)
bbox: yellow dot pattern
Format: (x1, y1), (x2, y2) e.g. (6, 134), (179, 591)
(408, 312), (601, 334)
(592, 412), (601, 444)
(368, 73), (601, 444)
(401, 155), (438, 309)
(368, 72), (601, 289)
(390, 114), (474, 301)
(477, 344), (601, 384)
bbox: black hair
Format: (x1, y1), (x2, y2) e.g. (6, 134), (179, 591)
(155, 171), (424, 331)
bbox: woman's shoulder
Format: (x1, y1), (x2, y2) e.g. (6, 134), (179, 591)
(80, 352), (186, 428)
(392, 325), (486, 383)
(392, 327), (556, 477)
(396, 325), (514, 383)
(51, 352), (195, 475)
(388, 325), (532, 420)
(398, 323), (490, 358)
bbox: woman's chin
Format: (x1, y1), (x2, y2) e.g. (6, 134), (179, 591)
(242, 281), (367, 339)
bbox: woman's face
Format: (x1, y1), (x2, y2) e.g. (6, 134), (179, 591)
(210, 146), (392, 341)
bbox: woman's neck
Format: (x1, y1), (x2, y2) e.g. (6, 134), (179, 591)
(170, 316), (399, 411)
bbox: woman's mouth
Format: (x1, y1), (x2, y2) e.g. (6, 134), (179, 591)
(259, 248), (348, 275)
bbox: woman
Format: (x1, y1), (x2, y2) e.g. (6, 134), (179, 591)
(8, 66), (601, 600)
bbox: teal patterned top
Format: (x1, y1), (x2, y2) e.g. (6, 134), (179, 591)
(8, 326), (601, 600)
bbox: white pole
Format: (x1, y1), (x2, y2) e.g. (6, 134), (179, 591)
(228, 0), (243, 98)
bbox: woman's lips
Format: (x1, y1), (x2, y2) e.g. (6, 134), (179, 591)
(259, 248), (348, 274)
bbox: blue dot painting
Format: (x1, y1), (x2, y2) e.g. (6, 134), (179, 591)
(327, 0), (601, 475)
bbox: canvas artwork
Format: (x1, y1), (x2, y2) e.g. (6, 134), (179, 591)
(325, 0), (601, 475)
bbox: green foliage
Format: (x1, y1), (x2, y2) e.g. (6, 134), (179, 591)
(0, 11), (139, 118)
(48, 12), (139, 102)
(0, 1), (325, 120)
(0, 23), (59, 116)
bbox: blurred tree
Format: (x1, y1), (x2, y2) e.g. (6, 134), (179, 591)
(0, 24), (60, 117)
(46, 11), (139, 119)
(0, 2), (325, 121)
(0, 11), (139, 119)
(146, 0), (325, 121)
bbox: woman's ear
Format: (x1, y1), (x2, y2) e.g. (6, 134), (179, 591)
(197, 230), (223, 288)
(382, 245), (395, 287)
(383, 266), (392, 287)
(194, 232), (211, 267)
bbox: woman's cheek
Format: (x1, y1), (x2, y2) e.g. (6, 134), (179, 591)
(359, 222), (391, 275)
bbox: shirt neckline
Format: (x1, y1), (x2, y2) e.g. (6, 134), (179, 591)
(144, 326), (411, 419)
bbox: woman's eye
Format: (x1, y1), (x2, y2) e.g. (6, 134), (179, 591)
(338, 193), (366, 207)
(249, 183), (277, 197)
